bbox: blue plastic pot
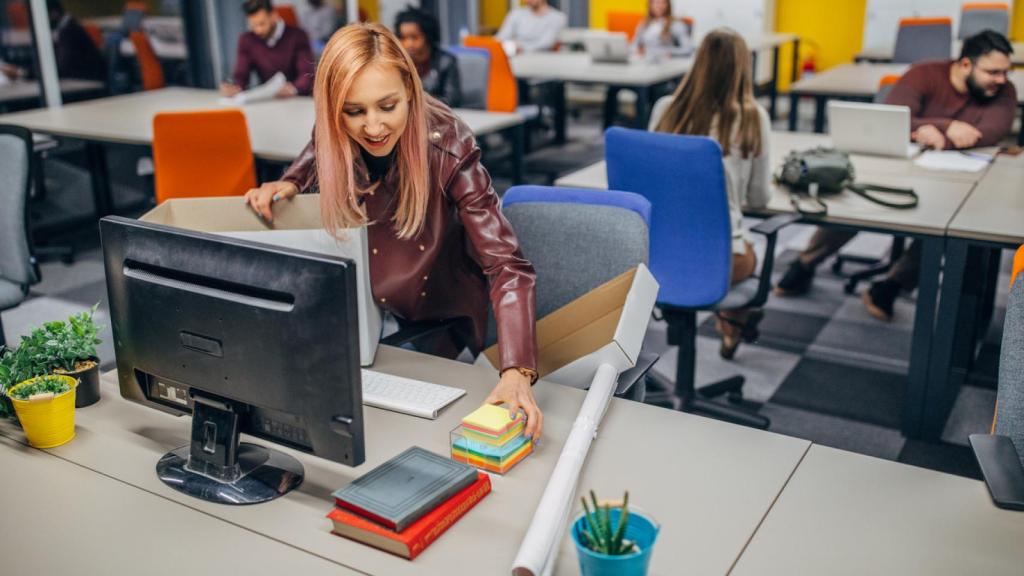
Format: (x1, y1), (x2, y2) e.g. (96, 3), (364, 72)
(571, 507), (660, 576)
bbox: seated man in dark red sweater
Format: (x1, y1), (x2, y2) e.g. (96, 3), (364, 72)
(220, 0), (314, 99)
(775, 30), (1016, 321)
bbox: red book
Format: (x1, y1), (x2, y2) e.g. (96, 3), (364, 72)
(327, 471), (491, 560)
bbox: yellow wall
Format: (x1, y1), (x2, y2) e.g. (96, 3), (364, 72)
(1013, 3), (1024, 41)
(481, 0), (508, 32)
(589, 0), (646, 30)
(359, 0), (379, 22)
(775, 0), (866, 91)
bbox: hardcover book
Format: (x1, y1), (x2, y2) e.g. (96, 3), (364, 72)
(327, 471), (491, 560)
(332, 446), (477, 532)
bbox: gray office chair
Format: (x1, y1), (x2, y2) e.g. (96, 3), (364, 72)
(0, 125), (41, 349)
(995, 254), (1024, 466)
(893, 18), (952, 64)
(499, 185), (657, 399)
(448, 46), (489, 110)
(959, 6), (1009, 40)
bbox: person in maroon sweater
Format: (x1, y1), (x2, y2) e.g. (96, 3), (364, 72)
(47, 0), (106, 83)
(220, 0), (314, 98)
(776, 30), (1016, 321)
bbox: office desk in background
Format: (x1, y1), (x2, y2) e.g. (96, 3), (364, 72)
(0, 345), (811, 576)
(0, 87), (527, 216)
(731, 445), (1024, 576)
(554, 130), (983, 440)
(788, 63), (1024, 142)
(855, 40), (1024, 66)
(0, 79), (106, 111)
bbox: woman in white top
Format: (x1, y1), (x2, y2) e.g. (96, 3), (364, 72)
(631, 0), (693, 58)
(649, 28), (772, 359)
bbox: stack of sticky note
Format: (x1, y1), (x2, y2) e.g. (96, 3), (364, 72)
(450, 404), (533, 475)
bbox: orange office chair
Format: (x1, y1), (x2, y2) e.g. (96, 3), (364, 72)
(152, 110), (257, 205)
(83, 23), (105, 50)
(6, 2), (29, 29)
(893, 17), (952, 63)
(129, 31), (165, 91)
(607, 11), (645, 41)
(960, 3), (1010, 39)
(463, 35), (518, 113)
(274, 5), (299, 27)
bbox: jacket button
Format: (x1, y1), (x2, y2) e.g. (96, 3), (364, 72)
(422, 275), (428, 281)
(379, 297), (386, 304)
(418, 244), (425, 251)
(420, 292), (426, 297)
(430, 130), (441, 142)
(372, 248), (378, 255)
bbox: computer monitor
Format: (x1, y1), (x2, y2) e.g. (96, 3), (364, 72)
(100, 216), (365, 506)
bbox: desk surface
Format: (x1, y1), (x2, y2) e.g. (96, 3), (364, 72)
(947, 160), (1024, 246)
(0, 345), (810, 576)
(856, 41), (1024, 66)
(511, 52), (692, 86)
(790, 63), (1024, 103)
(555, 131), (980, 236)
(731, 445), (1024, 576)
(0, 79), (105, 105)
(557, 29), (795, 51)
(0, 87), (524, 162)
(0, 434), (355, 576)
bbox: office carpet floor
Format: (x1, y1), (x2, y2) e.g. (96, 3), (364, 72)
(4, 94), (1006, 481)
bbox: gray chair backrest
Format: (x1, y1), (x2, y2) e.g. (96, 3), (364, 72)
(493, 202), (648, 346)
(959, 9), (1009, 39)
(452, 49), (489, 110)
(996, 272), (1024, 468)
(893, 21), (952, 63)
(874, 83), (896, 103)
(0, 126), (37, 291)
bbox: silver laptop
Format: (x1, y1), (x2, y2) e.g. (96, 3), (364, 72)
(584, 33), (630, 64)
(828, 101), (921, 158)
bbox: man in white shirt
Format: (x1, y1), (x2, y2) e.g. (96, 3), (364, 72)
(496, 0), (567, 53)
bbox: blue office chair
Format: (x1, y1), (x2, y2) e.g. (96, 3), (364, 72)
(605, 127), (795, 428)
(501, 185), (657, 399)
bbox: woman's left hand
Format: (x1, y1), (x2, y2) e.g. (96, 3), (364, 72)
(485, 369), (543, 441)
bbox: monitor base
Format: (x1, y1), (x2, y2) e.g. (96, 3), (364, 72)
(156, 443), (303, 505)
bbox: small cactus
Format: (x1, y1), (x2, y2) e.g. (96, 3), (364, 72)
(579, 490), (637, 556)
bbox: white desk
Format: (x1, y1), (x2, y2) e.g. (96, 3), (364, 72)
(731, 445), (1024, 576)
(0, 88), (528, 213)
(0, 79), (105, 109)
(0, 345), (811, 575)
(0, 435), (354, 575)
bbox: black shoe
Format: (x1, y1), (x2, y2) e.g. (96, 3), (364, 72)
(863, 279), (900, 322)
(774, 260), (815, 296)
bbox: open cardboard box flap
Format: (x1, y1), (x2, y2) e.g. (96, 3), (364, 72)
(479, 264), (659, 389)
(140, 195), (381, 366)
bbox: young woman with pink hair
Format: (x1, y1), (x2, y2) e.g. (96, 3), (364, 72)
(245, 23), (543, 439)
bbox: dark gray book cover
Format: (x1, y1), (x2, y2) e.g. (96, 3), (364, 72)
(332, 446), (477, 532)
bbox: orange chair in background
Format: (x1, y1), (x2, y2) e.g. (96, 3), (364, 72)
(607, 11), (644, 41)
(463, 35), (518, 113)
(274, 5), (299, 26)
(152, 110), (256, 205)
(83, 23), (105, 50)
(129, 31), (165, 91)
(6, 2), (29, 29)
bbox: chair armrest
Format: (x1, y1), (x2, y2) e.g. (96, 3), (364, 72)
(749, 213), (800, 237)
(614, 350), (659, 400)
(746, 214), (800, 308)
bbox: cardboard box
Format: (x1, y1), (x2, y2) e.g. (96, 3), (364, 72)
(476, 264), (659, 389)
(140, 195), (381, 366)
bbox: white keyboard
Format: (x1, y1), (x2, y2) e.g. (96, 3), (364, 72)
(360, 369), (466, 419)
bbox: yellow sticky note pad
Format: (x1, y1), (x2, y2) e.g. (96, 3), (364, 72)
(462, 404), (522, 436)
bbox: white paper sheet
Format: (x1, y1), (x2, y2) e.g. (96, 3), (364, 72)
(219, 71), (287, 106)
(913, 150), (992, 173)
(511, 363), (619, 576)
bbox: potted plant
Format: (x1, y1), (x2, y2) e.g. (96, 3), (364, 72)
(571, 491), (660, 576)
(5, 374), (79, 448)
(0, 305), (103, 409)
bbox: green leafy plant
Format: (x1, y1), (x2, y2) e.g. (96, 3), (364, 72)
(579, 490), (637, 556)
(0, 305), (102, 417)
(8, 375), (72, 401)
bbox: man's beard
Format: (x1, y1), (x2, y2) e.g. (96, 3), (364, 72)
(966, 72), (1000, 104)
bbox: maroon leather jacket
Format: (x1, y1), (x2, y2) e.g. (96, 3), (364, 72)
(281, 100), (537, 372)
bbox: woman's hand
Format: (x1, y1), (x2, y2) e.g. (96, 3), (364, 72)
(485, 369), (543, 441)
(243, 180), (299, 222)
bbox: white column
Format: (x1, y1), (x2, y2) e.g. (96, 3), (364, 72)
(347, 0), (360, 23)
(204, 0), (223, 84)
(28, 0), (61, 108)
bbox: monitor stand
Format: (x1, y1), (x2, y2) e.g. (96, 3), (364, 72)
(156, 392), (304, 505)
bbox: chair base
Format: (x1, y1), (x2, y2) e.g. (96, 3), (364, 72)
(832, 238), (906, 295)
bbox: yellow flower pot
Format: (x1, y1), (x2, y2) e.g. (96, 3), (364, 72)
(7, 375), (79, 448)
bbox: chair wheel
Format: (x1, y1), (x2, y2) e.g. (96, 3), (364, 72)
(831, 260), (844, 275)
(727, 391), (744, 404)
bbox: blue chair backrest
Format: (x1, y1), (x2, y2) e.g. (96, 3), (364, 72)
(605, 126), (731, 308)
(446, 45), (489, 110)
